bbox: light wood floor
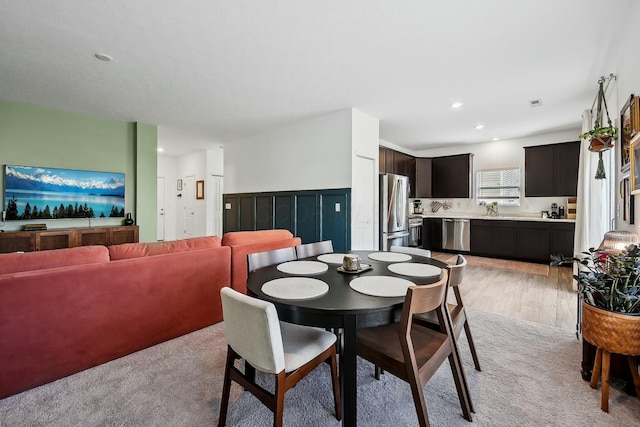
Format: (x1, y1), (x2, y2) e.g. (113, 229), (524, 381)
(431, 252), (577, 331)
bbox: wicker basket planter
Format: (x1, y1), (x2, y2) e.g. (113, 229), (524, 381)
(581, 301), (640, 412)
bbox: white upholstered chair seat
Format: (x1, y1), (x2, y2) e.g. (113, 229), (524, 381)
(280, 321), (336, 372)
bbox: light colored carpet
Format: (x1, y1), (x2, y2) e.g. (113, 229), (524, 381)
(1, 309), (639, 426)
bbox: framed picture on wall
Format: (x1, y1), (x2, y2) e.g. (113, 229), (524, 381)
(630, 133), (640, 194)
(196, 180), (204, 200)
(620, 94), (640, 172)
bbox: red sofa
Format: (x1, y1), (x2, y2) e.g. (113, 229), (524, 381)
(222, 229), (302, 294)
(0, 236), (231, 399)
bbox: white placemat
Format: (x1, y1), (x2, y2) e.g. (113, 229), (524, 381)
(276, 261), (329, 275)
(316, 253), (349, 264)
(367, 252), (412, 262)
(261, 277), (329, 300)
(387, 262), (442, 277)
(349, 276), (414, 297)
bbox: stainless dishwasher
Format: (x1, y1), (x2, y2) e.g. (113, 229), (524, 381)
(442, 218), (470, 251)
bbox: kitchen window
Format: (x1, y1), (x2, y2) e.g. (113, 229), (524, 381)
(476, 167), (521, 206)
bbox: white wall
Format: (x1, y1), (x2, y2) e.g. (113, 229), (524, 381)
(224, 109), (353, 193)
(612, 0), (640, 233)
(409, 129), (582, 217)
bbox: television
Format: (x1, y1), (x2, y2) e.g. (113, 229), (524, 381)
(3, 165), (125, 220)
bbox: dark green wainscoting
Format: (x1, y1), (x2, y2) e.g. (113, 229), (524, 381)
(223, 188), (351, 251)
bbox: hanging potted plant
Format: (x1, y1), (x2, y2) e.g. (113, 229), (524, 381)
(580, 125), (618, 152)
(580, 75), (619, 179)
(551, 244), (640, 412)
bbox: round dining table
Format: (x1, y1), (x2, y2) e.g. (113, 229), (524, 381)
(246, 250), (448, 427)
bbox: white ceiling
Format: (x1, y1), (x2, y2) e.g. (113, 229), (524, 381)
(0, 1), (632, 156)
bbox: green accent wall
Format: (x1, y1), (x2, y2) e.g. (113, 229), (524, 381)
(135, 123), (158, 242)
(0, 98), (157, 241)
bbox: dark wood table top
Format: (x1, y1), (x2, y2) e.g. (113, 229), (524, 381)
(247, 250), (447, 318)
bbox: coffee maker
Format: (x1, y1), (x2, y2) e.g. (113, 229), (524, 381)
(550, 202), (559, 219)
(413, 200), (424, 214)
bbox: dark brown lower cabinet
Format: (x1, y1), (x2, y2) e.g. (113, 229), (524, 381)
(517, 222), (551, 262)
(470, 220), (518, 258)
(469, 219), (574, 264)
(422, 218), (442, 250)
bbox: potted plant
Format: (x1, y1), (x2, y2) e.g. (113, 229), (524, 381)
(551, 246), (640, 412)
(579, 125), (618, 152)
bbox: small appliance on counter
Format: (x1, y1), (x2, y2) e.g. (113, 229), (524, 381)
(413, 200), (424, 214)
(550, 203), (559, 219)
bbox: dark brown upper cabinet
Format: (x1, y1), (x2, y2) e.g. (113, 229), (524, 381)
(414, 158), (432, 198)
(431, 154), (473, 198)
(524, 141), (580, 197)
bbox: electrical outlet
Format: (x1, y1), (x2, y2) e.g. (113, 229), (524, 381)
(335, 203), (341, 212)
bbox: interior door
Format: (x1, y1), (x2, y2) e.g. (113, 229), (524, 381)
(157, 177), (165, 241)
(184, 176), (195, 238)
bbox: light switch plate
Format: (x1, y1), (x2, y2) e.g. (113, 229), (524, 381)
(335, 202), (340, 212)
(225, 203), (232, 210)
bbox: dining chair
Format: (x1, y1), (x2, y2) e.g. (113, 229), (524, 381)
(218, 287), (341, 427)
(415, 254), (482, 371)
(390, 245), (432, 258)
(247, 246), (297, 273)
(356, 272), (473, 426)
(295, 240), (334, 258)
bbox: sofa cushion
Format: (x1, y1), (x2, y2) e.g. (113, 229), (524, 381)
(222, 230), (295, 247)
(0, 245), (110, 275)
(109, 236), (221, 260)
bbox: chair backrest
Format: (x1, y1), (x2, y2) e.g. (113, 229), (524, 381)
(447, 254), (467, 288)
(398, 272), (450, 356)
(296, 240), (334, 258)
(399, 272), (450, 344)
(390, 245), (432, 258)
(220, 287), (285, 374)
(247, 247), (297, 273)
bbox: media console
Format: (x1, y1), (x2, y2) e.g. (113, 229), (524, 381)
(0, 225), (139, 253)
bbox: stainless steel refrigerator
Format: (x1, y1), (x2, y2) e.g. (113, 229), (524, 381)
(379, 173), (409, 250)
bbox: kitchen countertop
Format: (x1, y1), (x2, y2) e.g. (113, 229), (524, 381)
(408, 213), (575, 223)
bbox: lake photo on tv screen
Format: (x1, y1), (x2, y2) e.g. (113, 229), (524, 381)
(4, 165), (125, 220)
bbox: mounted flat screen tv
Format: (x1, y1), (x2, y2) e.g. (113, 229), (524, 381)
(4, 165), (125, 220)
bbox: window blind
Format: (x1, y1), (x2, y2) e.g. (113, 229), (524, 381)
(476, 168), (521, 206)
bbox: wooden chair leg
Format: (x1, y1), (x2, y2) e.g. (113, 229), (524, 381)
(274, 371), (286, 427)
(463, 321), (481, 371)
(407, 376), (430, 427)
(329, 351), (342, 421)
(627, 356), (640, 403)
(601, 350), (610, 413)
(590, 347), (602, 389)
(374, 366), (383, 380)
(218, 348), (235, 427)
(447, 352), (473, 421)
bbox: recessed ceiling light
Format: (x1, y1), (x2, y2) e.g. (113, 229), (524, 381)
(450, 102), (464, 109)
(474, 124), (485, 130)
(157, 147), (164, 153)
(492, 137), (500, 141)
(94, 53), (113, 62)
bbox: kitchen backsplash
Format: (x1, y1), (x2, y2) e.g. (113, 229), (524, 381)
(409, 196), (572, 218)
